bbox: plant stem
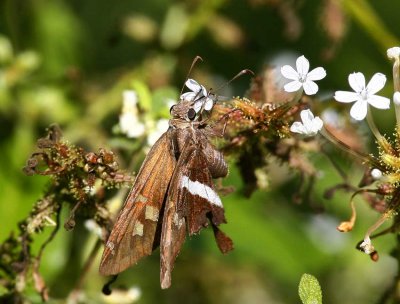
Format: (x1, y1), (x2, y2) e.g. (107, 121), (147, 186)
(366, 107), (385, 144)
(319, 126), (376, 166)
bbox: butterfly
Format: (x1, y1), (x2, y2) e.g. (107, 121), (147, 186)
(99, 77), (233, 289)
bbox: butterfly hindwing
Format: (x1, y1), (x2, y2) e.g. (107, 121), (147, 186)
(100, 132), (176, 275)
(183, 150), (225, 234)
(160, 131), (231, 288)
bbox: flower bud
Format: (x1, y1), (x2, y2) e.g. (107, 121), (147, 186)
(371, 168), (382, 180)
(387, 47), (400, 60)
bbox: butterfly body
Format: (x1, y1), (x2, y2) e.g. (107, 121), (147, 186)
(100, 85), (233, 289)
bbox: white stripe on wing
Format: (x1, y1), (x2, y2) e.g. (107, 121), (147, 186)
(180, 175), (223, 207)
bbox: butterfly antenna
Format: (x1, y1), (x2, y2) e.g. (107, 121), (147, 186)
(213, 69), (254, 94)
(180, 56), (203, 96)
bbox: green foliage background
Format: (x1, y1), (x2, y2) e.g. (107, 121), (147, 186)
(1, 0), (400, 303)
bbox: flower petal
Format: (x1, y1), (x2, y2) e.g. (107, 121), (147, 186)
(303, 80), (319, 95)
(296, 55), (310, 75)
(284, 80), (302, 92)
(348, 72), (365, 93)
(204, 97), (214, 111)
(311, 116), (323, 133)
(199, 85), (207, 97)
(334, 91), (359, 103)
(387, 47), (400, 59)
(307, 67), (326, 81)
(366, 73), (386, 95)
(185, 79), (201, 92)
(350, 99), (368, 120)
(193, 100), (203, 113)
(281, 65), (299, 80)
(300, 109), (314, 125)
(290, 121), (307, 134)
(367, 94), (390, 109)
(180, 92), (197, 101)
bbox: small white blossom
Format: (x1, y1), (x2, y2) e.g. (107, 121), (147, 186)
(147, 118), (169, 146)
(119, 90), (146, 138)
(394, 91), (400, 106)
(371, 168), (383, 180)
(387, 47), (400, 60)
(181, 79), (215, 112)
(181, 79), (206, 100)
(83, 185), (95, 195)
(359, 237), (375, 255)
(280, 55), (326, 95)
(290, 109), (323, 137)
(334, 72), (390, 121)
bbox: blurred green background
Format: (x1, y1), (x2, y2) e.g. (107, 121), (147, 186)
(1, 0), (400, 303)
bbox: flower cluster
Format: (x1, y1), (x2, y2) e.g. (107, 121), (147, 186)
(280, 51), (400, 260)
(119, 90), (146, 138)
(281, 54), (391, 135)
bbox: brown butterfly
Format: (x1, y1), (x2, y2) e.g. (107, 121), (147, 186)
(99, 77), (234, 289)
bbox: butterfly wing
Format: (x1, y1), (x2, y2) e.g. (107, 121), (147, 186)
(160, 133), (232, 288)
(158, 141), (192, 289)
(100, 131), (176, 275)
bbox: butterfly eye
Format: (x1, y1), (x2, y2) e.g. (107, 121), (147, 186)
(187, 108), (196, 120)
(169, 105), (176, 114)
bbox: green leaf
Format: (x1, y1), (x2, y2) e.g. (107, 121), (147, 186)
(298, 273), (322, 304)
(132, 80), (152, 112)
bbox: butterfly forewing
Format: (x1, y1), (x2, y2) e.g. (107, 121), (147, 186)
(100, 132), (176, 275)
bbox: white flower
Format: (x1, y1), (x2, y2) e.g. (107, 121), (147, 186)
(359, 237), (375, 255)
(371, 168), (383, 180)
(387, 47), (400, 60)
(119, 90), (146, 138)
(83, 185), (94, 195)
(290, 109), (323, 137)
(180, 79), (215, 112)
(181, 79), (206, 100)
(334, 72), (390, 121)
(280, 55), (326, 95)
(394, 91), (400, 106)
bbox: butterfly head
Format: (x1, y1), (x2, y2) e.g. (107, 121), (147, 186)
(169, 100), (198, 122)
